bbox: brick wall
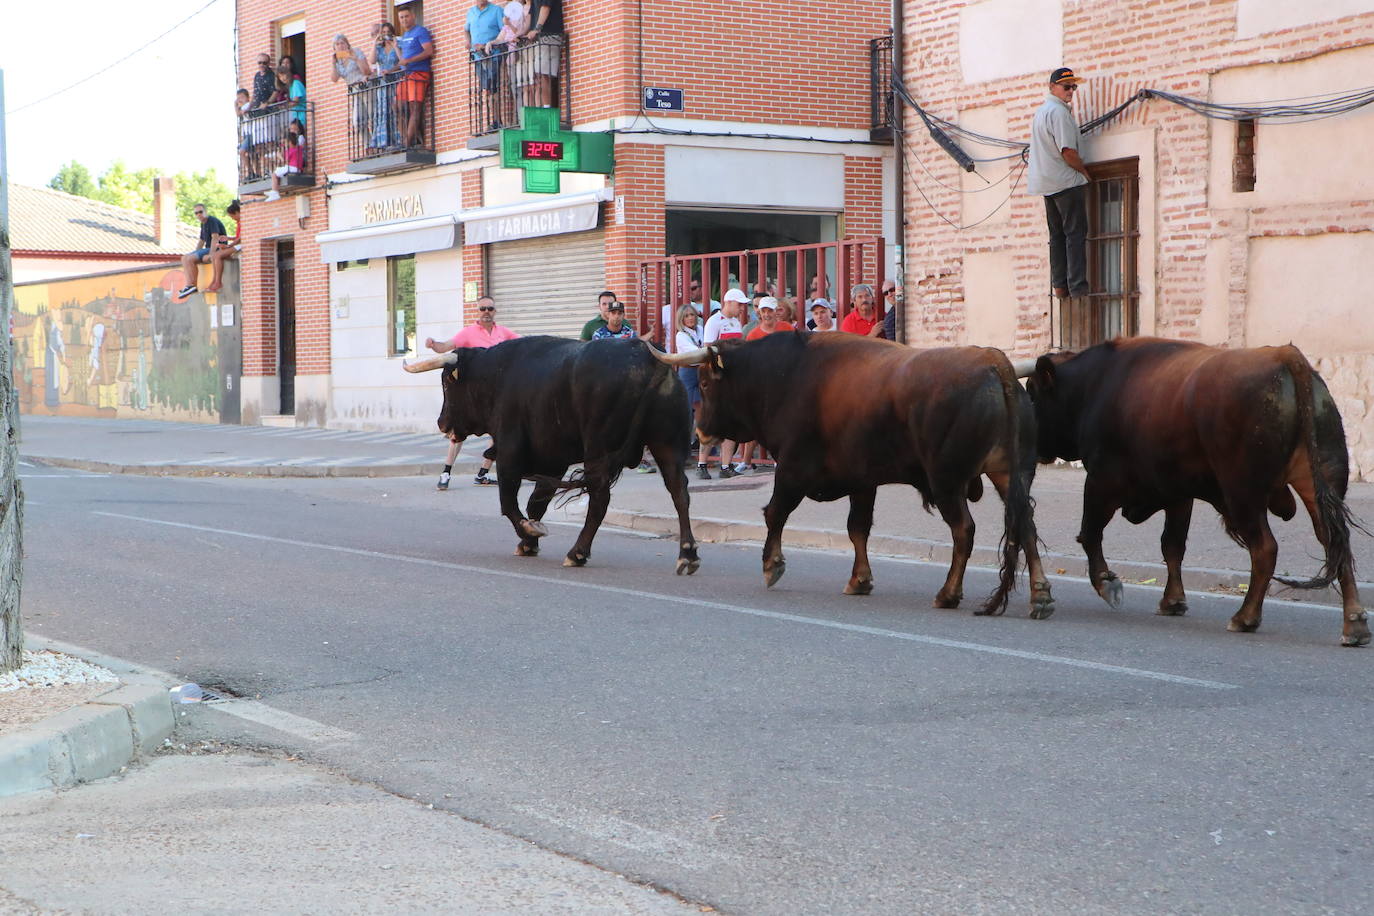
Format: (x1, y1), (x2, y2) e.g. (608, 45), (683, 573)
(900, 0), (1374, 352)
(602, 144), (666, 317)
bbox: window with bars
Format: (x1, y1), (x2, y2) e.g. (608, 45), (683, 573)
(1061, 157), (1140, 348)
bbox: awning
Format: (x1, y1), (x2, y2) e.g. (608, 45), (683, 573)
(460, 188), (613, 245)
(315, 213), (458, 264)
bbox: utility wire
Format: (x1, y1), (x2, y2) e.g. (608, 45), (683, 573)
(7, 0), (223, 115)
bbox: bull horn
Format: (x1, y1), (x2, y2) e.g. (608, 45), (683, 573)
(648, 345), (712, 368)
(1011, 357), (1038, 379)
(402, 352), (459, 373)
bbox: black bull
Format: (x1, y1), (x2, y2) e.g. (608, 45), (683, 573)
(405, 336), (701, 574)
(1022, 337), (1368, 647)
(656, 332), (1055, 617)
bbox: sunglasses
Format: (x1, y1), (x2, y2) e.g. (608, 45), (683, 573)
(1061, 84), (1078, 91)
(478, 306), (495, 312)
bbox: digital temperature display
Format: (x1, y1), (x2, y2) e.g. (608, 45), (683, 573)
(521, 140), (565, 160)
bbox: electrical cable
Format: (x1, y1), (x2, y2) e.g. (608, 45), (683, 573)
(7, 0), (224, 115)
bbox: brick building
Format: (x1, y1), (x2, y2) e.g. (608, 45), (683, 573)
(233, 0), (894, 429)
(896, 0), (1374, 478)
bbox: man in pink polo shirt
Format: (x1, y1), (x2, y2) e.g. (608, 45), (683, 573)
(423, 296), (519, 489)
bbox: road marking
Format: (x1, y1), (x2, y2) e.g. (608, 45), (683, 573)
(96, 510), (1241, 690)
(209, 698), (358, 742)
(22, 474), (111, 478)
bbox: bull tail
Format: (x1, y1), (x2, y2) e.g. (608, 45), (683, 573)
(983, 357), (1034, 615)
(1273, 349), (1361, 590)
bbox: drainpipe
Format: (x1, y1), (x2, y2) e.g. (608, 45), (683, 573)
(892, 0), (906, 344)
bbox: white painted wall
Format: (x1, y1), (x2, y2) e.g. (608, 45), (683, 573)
(1235, 0), (1374, 39)
(962, 250), (1019, 349)
(957, 104), (1013, 228)
(959, 0), (1062, 85)
(1247, 232), (1374, 355)
(1208, 44), (1374, 210)
(663, 146), (845, 209)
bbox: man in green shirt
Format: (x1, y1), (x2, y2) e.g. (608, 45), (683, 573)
(579, 290), (617, 340)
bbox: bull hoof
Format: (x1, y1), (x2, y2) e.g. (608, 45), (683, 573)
(675, 556), (701, 576)
(843, 578), (873, 596)
(1097, 574), (1123, 609)
(764, 561), (785, 588)
(1341, 614), (1371, 647)
(1227, 617), (1260, 634)
(1029, 597), (1056, 620)
(563, 552), (588, 567)
(932, 590), (962, 609)
(514, 542), (539, 557)
(1157, 599), (1189, 617)
(517, 519), (549, 539)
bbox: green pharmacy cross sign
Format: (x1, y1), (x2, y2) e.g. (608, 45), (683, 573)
(501, 107), (614, 193)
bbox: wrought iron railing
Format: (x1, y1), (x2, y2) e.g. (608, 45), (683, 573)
(469, 35), (571, 137)
(638, 238), (887, 350)
(870, 35), (895, 133)
(347, 72), (435, 164)
(237, 101), (316, 192)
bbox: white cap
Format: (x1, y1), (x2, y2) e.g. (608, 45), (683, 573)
(723, 288), (750, 304)
(757, 296), (779, 311)
(810, 297), (831, 310)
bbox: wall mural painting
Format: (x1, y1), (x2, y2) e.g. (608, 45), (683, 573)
(14, 266), (229, 422)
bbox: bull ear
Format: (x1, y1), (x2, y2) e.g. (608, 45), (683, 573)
(1032, 355), (1057, 390)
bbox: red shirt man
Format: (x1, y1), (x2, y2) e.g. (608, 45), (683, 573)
(745, 297), (795, 340)
(840, 284), (883, 337)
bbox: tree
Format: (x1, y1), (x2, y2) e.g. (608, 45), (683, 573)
(48, 160), (96, 198)
(45, 161), (235, 224)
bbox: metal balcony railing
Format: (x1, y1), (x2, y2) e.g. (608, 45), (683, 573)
(346, 72), (436, 175)
(237, 101), (316, 196)
(468, 35), (571, 141)
(638, 237), (887, 350)
(869, 35), (895, 141)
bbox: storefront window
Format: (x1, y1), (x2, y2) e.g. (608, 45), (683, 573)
(388, 254), (416, 356)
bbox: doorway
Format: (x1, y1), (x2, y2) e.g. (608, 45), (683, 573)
(276, 239), (296, 416)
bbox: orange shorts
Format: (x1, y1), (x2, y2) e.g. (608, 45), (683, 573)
(396, 71), (430, 102)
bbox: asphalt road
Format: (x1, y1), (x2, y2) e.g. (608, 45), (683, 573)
(21, 469), (1374, 914)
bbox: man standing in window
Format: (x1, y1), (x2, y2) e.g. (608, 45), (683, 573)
(424, 296), (518, 489)
(1028, 67), (1092, 308)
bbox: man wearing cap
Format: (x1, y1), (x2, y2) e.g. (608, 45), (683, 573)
(1029, 67), (1093, 306)
(807, 299), (836, 331)
(704, 289), (748, 343)
(745, 297), (794, 340)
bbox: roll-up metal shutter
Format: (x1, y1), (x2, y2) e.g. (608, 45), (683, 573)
(484, 229), (606, 338)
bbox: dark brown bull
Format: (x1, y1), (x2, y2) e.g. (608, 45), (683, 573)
(1022, 337), (1368, 646)
(656, 332), (1054, 617)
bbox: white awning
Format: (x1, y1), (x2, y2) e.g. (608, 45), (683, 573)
(460, 188), (613, 245)
(315, 214), (458, 264)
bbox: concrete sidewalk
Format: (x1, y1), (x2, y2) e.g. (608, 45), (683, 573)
(19, 414), (1374, 602)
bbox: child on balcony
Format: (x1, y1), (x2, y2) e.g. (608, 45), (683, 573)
(264, 119), (305, 201)
(487, 0), (528, 53)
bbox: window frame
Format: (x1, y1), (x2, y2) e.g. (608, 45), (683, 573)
(387, 254), (417, 357)
(1063, 157), (1140, 348)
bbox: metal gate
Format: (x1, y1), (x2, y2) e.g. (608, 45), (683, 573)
(484, 229), (606, 338)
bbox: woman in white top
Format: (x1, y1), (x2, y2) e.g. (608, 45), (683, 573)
(675, 305), (713, 479)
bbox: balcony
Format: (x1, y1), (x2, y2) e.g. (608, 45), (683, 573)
(869, 34), (895, 143)
(237, 101), (317, 197)
(467, 36), (571, 148)
(346, 73), (436, 176)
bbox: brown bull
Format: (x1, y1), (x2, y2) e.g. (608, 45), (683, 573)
(1022, 337), (1368, 646)
(656, 332), (1054, 618)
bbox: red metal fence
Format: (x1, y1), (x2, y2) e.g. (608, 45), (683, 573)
(638, 237), (886, 350)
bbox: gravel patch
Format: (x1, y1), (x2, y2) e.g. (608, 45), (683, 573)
(0, 649), (120, 693)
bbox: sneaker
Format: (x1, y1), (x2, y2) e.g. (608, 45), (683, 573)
(733, 462), (752, 476)
(696, 464), (711, 480)
(718, 465), (736, 479)
(636, 461), (657, 474)
(436, 471), (451, 491)
(176, 285), (197, 298)
(474, 473), (497, 486)
(264, 190), (281, 201)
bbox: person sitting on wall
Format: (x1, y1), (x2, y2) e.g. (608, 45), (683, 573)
(204, 200), (242, 294)
(177, 203), (228, 299)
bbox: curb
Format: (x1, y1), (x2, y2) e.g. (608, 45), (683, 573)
(0, 676), (175, 799)
(601, 508), (1363, 608)
(24, 455), (472, 479)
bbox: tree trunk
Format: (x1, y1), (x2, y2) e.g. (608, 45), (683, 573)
(0, 70), (24, 673)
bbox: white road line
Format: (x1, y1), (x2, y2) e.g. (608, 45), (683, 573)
(209, 698), (358, 742)
(94, 510), (1241, 691)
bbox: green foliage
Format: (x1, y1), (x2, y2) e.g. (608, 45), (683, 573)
(46, 161), (236, 224)
(48, 161), (97, 198)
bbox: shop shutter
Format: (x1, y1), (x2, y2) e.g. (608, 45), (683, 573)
(483, 229), (606, 339)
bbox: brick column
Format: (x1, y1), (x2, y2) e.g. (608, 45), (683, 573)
(603, 144), (666, 330)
